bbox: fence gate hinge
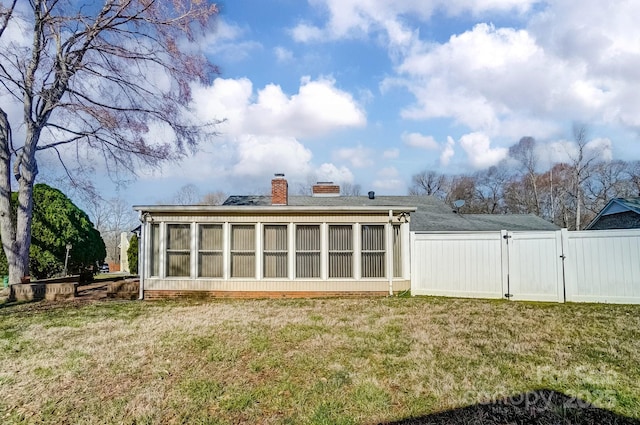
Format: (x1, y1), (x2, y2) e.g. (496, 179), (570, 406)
(559, 254), (566, 260)
(504, 293), (513, 298)
(503, 235), (512, 239)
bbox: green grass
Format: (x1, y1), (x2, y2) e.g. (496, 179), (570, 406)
(0, 297), (638, 424)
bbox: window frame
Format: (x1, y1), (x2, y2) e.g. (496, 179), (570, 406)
(165, 223), (192, 278)
(198, 223), (223, 278)
(263, 224), (289, 279)
(230, 224), (257, 278)
(295, 224), (321, 279)
(328, 224), (354, 279)
(361, 224), (386, 278)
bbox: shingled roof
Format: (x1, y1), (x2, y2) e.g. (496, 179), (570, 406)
(222, 195), (558, 232)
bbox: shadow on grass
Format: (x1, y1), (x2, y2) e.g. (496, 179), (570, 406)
(378, 389), (640, 425)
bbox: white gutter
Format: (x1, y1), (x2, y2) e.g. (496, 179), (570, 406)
(388, 209), (393, 296)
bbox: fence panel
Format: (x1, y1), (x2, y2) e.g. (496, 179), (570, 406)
(564, 229), (640, 303)
(506, 231), (565, 302)
(411, 232), (504, 298)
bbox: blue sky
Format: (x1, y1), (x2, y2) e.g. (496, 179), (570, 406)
(46, 1), (640, 206)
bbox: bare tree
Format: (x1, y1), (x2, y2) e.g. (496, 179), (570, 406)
(340, 182), (361, 196)
(408, 170), (448, 199)
(84, 196), (137, 265)
(0, 1), (218, 283)
(566, 124), (602, 230)
(201, 190), (227, 205)
(509, 137), (540, 215)
(171, 184), (201, 205)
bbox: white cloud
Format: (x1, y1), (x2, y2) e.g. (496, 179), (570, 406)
(333, 144), (374, 168)
(440, 136), (456, 166)
(373, 166), (404, 192)
(383, 148), (399, 159)
(315, 163), (354, 183)
(402, 132), (439, 150)
(191, 76), (365, 138)
(232, 135), (313, 178)
(274, 46), (294, 62)
(458, 132), (508, 169)
(155, 75), (366, 184)
(203, 19), (261, 61)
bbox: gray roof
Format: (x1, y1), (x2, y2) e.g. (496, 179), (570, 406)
(585, 197), (640, 229)
(223, 195), (558, 232)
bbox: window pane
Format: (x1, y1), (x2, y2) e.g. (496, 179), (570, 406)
(329, 252), (352, 278)
(296, 225), (320, 278)
(264, 225), (287, 278)
(167, 252), (190, 277)
(362, 225), (385, 278)
(362, 252), (385, 278)
(362, 225), (385, 250)
(329, 225), (352, 278)
(264, 225), (287, 250)
(232, 225), (255, 250)
(150, 224), (160, 277)
(264, 253), (287, 278)
(231, 253), (255, 278)
(329, 225), (352, 250)
(296, 225), (320, 250)
(167, 224), (190, 250)
(296, 252), (320, 278)
(199, 224), (222, 250)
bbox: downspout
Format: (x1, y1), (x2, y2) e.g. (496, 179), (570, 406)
(138, 211), (145, 300)
(388, 209), (393, 296)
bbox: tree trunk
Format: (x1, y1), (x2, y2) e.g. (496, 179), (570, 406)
(0, 109), (19, 283)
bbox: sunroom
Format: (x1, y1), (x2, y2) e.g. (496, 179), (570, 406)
(133, 205), (414, 299)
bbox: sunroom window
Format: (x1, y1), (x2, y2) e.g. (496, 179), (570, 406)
(361, 225), (385, 278)
(149, 223), (160, 277)
(198, 224), (223, 278)
(231, 225), (255, 278)
(328, 225), (353, 278)
(296, 225), (320, 278)
(393, 224), (402, 278)
(166, 224), (191, 277)
(264, 225), (288, 278)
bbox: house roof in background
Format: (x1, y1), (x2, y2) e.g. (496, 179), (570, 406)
(585, 197), (640, 229)
(222, 195), (559, 232)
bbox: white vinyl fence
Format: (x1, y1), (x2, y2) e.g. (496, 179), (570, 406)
(411, 229), (640, 304)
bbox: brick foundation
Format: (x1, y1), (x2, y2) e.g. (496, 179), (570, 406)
(144, 290), (393, 300)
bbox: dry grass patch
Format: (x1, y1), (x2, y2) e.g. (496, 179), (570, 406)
(0, 297), (638, 424)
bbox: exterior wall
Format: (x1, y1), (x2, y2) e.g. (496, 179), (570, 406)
(139, 210), (411, 298)
(120, 232), (130, 273)
(589, 211), (640, 230)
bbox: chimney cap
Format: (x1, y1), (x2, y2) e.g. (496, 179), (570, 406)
(274, 173), (285, 177)
(368, 191), (375, 200)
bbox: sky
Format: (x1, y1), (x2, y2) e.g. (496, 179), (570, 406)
(28, 0), (640, 207)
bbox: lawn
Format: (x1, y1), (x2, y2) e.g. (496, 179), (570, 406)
(0, 296), (639, 424)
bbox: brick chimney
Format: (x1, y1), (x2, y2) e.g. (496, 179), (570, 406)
(312, 181), (340, 197)
(271, 173), (288, 205)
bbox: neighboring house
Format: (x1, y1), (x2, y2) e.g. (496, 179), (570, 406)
(585, 197), (640, 230)
(133, 175), (557, 299)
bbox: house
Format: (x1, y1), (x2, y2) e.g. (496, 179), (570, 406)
(133, 175), (557, 299)
(585, 197), (640, 230)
